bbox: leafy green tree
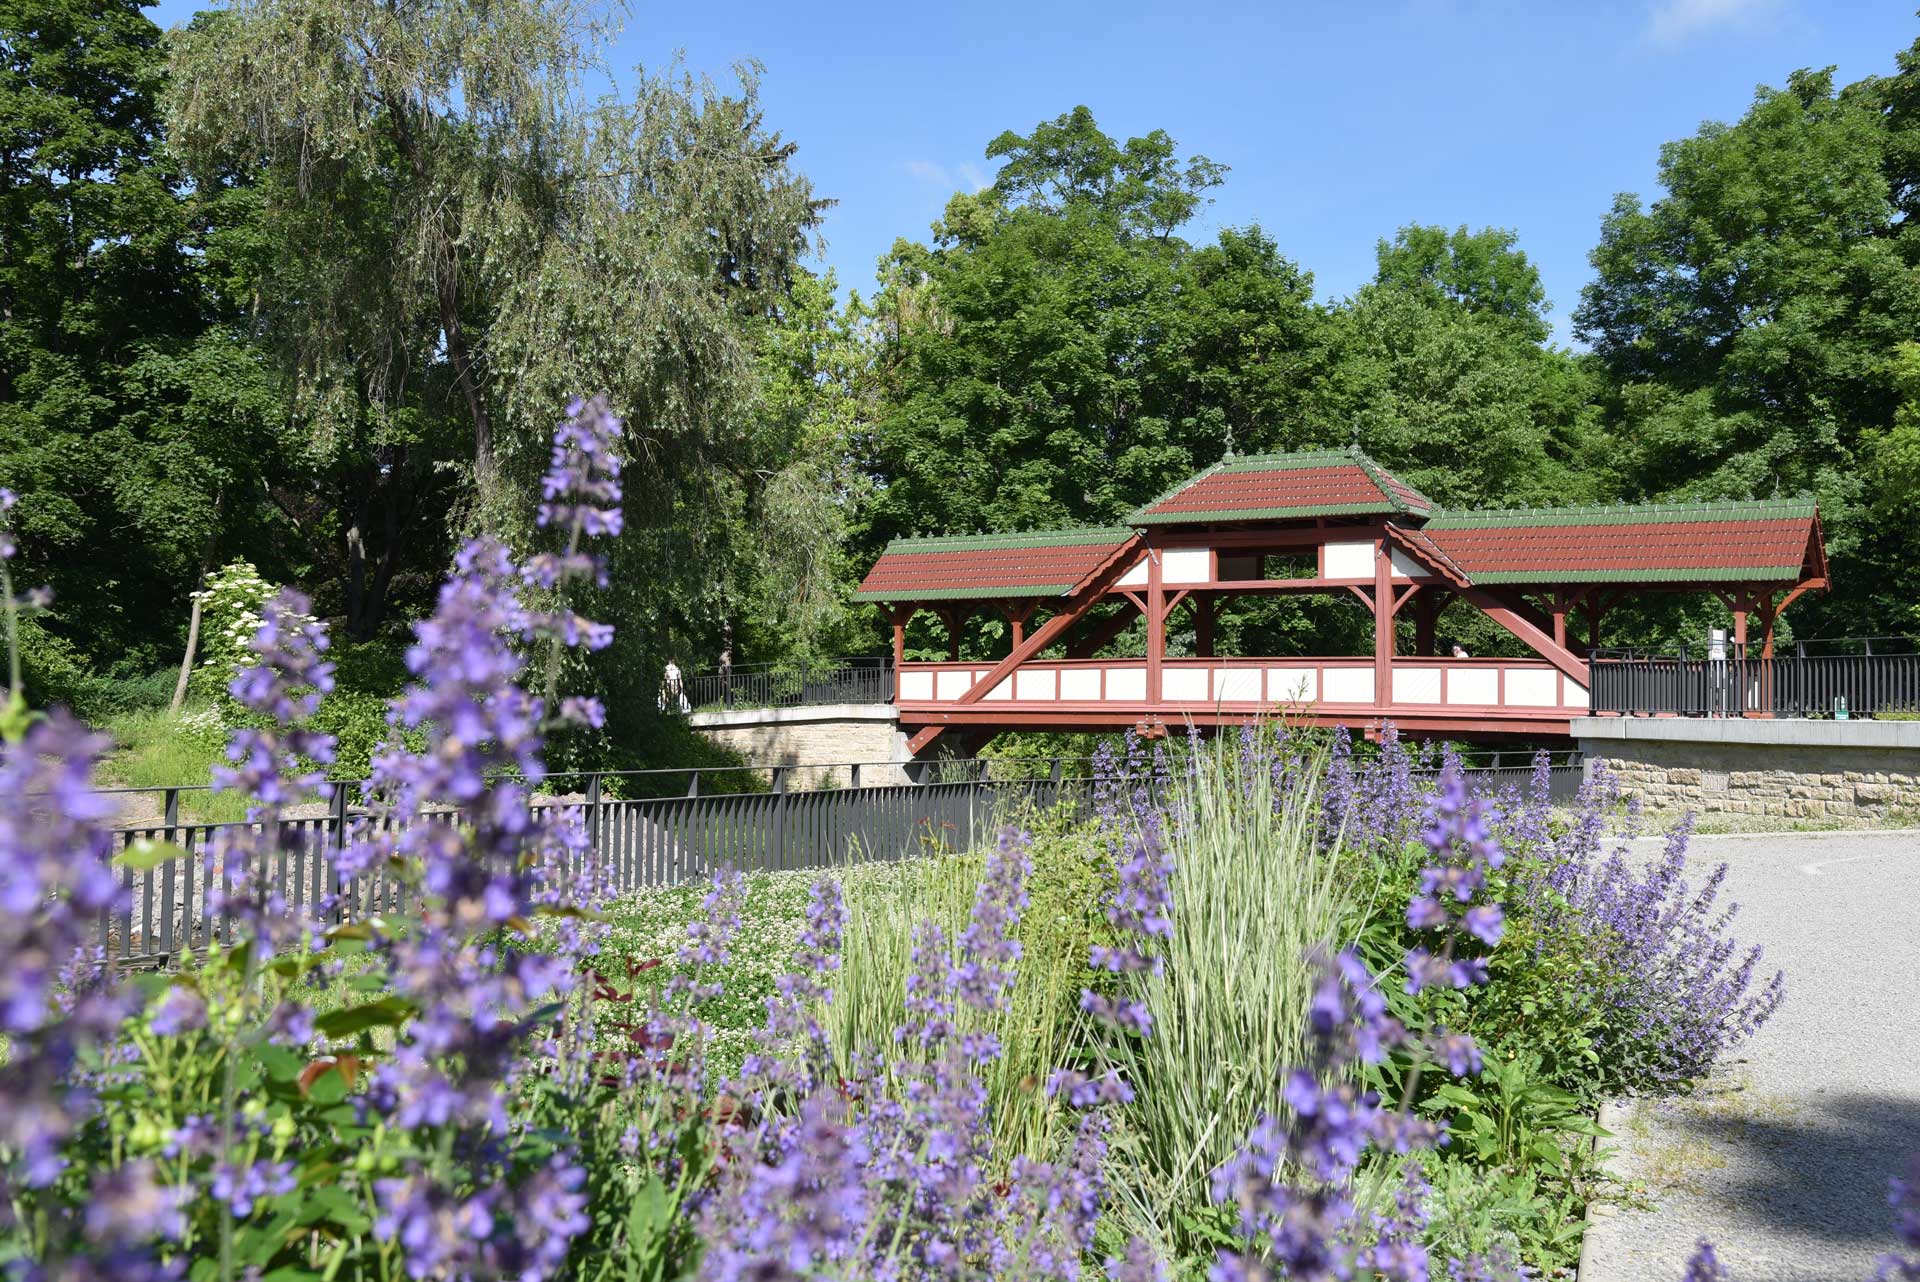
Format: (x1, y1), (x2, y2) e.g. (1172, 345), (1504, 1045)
(1578, 57), (1920, 634)
(1374, 224), (1551, 344)
(862, 108), (1324, 547)
(0, 0), (281, 678)
(166, 2), (824, 740)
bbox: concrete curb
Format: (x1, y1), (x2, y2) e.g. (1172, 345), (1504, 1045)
(1575, 1098), (1634, 1281)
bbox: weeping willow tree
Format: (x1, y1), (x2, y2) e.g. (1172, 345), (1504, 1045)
(163, 0), (839, 747)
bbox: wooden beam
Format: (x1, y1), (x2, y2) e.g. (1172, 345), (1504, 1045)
(1373, 539), (1394, 701)
(1458, 588), (1589, 684)
(905, 534), (1147, 755)
(1146, 541), (1165, 705)
(1193, 593), (1216, 658)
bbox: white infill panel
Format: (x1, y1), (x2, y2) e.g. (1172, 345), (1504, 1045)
(1163, 668), (1208, 701)
(935, 670), (973, 701)
(1106, 667), (1147, 700)
(1392, 667), (1442, 705)
(1322, 667), (1375, 703)
(1388, 549), (1427, 580)
(1116, 556), (1149, 588)
(1323, 541), (1375, 579)
(1059, 668), (1102, 701)
(1214, 668), (1262, 702)
(1504, 668), (1558, 707)
(1562, 678), (1589, 708)
(1267, 667), (1318, 702)
(1014, 669), (1058, 700)
(1162, 548), (1211, 584)
(900, 670), (933, 701)
(1446, 667), (1497, 706)
(984, 678), (1012, 701)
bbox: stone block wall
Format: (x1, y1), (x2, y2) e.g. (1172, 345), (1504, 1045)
(1586, 734), (1920, 820)
(688, 705), (912, 788)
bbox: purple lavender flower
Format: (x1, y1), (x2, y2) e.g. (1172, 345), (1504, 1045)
(0, 712), (133, 1187)
(209, 1159), (297, 1217)
(147, 985), (207, 1037)
(1880, 1153), (1920, 1280)
(1682, 1241), (1730, 1282)
(951, 827), (1032, 1013)
(83, 1161), (188, 1248)
(1107, 1237), (1169, 1282)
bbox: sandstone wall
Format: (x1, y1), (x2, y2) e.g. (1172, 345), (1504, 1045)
(1583, 733), (1920, 820)
(688, 705), (912, 788)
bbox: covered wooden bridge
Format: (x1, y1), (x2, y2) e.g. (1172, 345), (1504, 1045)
(855, 450), (1829, 755)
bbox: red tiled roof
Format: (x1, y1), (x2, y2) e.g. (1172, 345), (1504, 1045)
(1132, 449), (1431, 524)
(854, 528), (1137, 602)
(1422, 501), (1821, 584)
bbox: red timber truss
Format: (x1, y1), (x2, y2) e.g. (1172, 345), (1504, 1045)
(853, 449), (1831, 754)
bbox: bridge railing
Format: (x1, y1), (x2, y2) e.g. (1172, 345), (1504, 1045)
(94, 749), (1582, 967)
(1588, 639), (1920, 718)
(683, 658), (893, 711)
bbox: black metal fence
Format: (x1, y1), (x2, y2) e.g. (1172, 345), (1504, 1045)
(98, 749), (1584, 968)
(1588, 641), (1920, 718)
(682, 658), (893, 712)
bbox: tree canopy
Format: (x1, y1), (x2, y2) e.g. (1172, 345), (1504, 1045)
(11, 12), (1920, 756)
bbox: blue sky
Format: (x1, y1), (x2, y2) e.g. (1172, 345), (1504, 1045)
(148, 0), (1918, 344)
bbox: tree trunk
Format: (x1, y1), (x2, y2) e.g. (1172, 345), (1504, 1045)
(169, 501), (223, 715)
(168, 591), (205, 716)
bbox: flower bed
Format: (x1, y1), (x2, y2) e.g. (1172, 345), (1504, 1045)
(1, 402), (1906, 1282)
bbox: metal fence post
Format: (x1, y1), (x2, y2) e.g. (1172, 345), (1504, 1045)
(331, 781), (349, 850)
(772, 766), (789, 869)
(163, 787), (179, 836)
(585, 773), (603, 851)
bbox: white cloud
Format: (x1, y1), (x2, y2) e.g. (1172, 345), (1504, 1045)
(904, 159), (992, 193)
(1643, 0), (1787, 49)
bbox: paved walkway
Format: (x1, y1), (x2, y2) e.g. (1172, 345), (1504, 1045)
(1581, 829), (1920, 1282)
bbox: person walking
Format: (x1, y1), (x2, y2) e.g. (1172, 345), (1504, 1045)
(660, 658), (690, 714)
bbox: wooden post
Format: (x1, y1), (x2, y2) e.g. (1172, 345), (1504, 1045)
(1193, 594), (1216, 658)
(1146, 540), (1165, 705)
(1373, 536), (1393, 706)
(1551, 588), (1571, 651)
(891, 608), (907, 673)
(1412, 590), (1437, 656)
(1003, 601), (1037, 652)
(1586, 591), (1606, 655)
(940, 608), (962, 662)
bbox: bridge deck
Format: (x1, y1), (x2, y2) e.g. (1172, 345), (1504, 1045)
(895, 656), (1587, 738)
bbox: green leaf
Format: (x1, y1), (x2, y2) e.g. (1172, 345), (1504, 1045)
(115, 838), (191, 870)
(314, 997), (412, 1038)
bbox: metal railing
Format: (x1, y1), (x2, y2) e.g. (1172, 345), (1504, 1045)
(96, 749), (1584, 968)
(682, 658), (893, 712)
(1588, 642), (1920, 718)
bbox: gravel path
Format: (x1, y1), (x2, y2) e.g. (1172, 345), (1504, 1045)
(1581, 829), (1920, 1282)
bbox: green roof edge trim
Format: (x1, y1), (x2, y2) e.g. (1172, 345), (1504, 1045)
(1425, 499), (1817, 529)
(1469, 566), (1805, 584)
(852, 582), (1077, 601)
(877, 526), (1134, 554)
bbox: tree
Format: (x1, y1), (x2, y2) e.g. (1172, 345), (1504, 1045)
(166, 2), (824, 708)
(1374, 224), (1551, 344)
(0, 0), (281, 677)
(1577, 55), (1920, 635)
(861, 109), (1322, 548)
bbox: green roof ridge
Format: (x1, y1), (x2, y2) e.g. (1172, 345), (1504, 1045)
(1426, 497), (1817, 529)
(879, 525), (1134, 554)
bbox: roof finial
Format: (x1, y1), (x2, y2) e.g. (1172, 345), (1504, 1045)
(1223, 420), (1235, 459)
